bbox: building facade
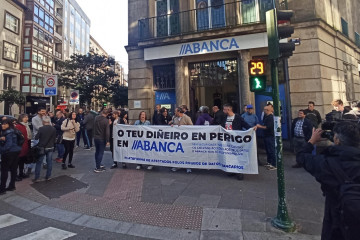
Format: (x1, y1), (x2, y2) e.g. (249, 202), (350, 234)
(90, 35), (108, 56)
(126, 0), (360, 138)
(0, 0), (27, 115)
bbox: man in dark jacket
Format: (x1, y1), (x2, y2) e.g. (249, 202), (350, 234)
(296, 122), (360, 240)
(303, 101), (322, 128)
(221, 103), (251, 180)
(93, 109), (110, 173)
(75, 108), (88, 148)
(152, 104), (161, 125)
(256, 106), (276, 170)
(212, 105), (225, 125)
(82, 110), (95, 149)
(54, 111), (65, 162)
(291, 109), (314, 168)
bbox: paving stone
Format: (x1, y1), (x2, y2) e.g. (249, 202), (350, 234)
(217, 192), (243, 209)
(127, 223), (200, 240)
(3, 195), (42, 211)
(243, 231), (321, 240)
(241, 210), (266, 222)
(202, 208), (241, 231)
(173, 196), (198, 206)
(160, 178), (175, 186)
(200, 230), (243, 240)
(195, 194), (221, 208)
(241, 221), (266, 232)
(72, 214), (125, 233)
(30, 205), (82, 223)
(295, 219), (322, 236)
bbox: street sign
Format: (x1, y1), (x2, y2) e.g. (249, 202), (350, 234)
(43, 75), (58, 96)
(69, 90), (79, 105)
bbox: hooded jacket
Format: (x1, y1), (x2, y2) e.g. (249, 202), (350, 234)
(195, 113), (213, 125)
(0, 129), (22, 154)
(296, 143), (360, 240)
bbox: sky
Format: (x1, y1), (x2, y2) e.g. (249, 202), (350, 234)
(76, 0), (128, 73)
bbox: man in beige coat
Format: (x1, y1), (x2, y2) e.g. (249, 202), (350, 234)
(171, 107), (193, 173)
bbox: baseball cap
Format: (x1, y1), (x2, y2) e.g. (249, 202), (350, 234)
(246, 104), (253, 109)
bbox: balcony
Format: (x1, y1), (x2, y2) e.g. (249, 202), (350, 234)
(138, 0), (273, 41)
(54, 51), (62, 59)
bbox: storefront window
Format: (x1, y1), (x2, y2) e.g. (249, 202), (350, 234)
(153, 64), (175, 90)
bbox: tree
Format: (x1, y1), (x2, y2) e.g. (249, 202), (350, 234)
(109, 81), (128, 108)
(0, 88), (25, 115)
(58, 53), (117, 106)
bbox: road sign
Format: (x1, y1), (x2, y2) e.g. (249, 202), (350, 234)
(69, 90), (79, 105)
(43, 75), (58, 96)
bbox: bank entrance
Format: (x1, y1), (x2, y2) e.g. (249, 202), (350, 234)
(189, 59), (240, 113)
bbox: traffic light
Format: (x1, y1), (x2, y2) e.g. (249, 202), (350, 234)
(249, 60), (266, 92)
(266, 9), (295, 59)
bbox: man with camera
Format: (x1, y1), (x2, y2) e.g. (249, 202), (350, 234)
(296, 122), (360, 240)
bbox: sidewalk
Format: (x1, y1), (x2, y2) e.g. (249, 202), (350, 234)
(0, 147), (323, 240)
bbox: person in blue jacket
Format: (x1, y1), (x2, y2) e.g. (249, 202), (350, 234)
(0, 118), (22, 195)
(241, 104), (259, 127)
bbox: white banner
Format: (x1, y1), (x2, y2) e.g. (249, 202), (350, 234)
(113, 125), (258, 174)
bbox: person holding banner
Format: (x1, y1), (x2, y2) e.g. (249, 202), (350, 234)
(171, 107), (193, 173)
(111, 111), (127, 169)
(157, 107), (172, 125)
(94, 109), (110, 173)
(221, 103), (251, 180)
(134, 111), (152, 170)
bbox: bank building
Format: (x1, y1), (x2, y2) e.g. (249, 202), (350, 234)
(126, 0), (360, 139)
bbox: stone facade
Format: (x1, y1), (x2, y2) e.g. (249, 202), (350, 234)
(126, 0), (360, 124)
(0, 0), (25, 115)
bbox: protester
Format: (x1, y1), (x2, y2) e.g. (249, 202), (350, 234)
(222, 103), (251, 179)
(110, 110), (120, 169)
(211, 105), (225, 125)
(18, 113), (32, 177)
(134, 111), (152, 170)
(195, 106), (213, 125)
(171, 107), (193, 173)
(61, 111), (80, 169)
(157, 107), (172, 125)
(303, 101), (322, 128)
(76, 108), (89, 148)
(0, 118), (22, 195)
(241, 104), (247, 115)
(256, 106), (276, 170)
(291, 109), (313, 168)
(241, 104), (259, 127)
(14, 117), (29, 181)
(296, 122), (360, 239)
(152, 104), (161, 125)
(119, 111), (128, 125)
(180, 105), (193, 122)
(54, 111), (65, 163)
(33, 116), (56, 182)
(331, 99), (357, 120)
(94, 109), (110, 173)
(32, 107), (46, 138)
(83, 110), (95, 149)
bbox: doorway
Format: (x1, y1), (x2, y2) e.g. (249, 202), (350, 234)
(189, 59), (239, 113)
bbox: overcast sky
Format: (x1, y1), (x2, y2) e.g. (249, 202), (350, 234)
(76, 0), (128, 72)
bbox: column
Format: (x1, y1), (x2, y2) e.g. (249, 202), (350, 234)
(238, 50), (252, 107)
(175, 58), (189, 107)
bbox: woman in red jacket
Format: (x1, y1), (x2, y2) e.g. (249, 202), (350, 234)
(15, 115), (29, 181)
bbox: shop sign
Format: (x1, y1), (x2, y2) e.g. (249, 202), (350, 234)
(144, 32), (267, 61)
(155, 90), (176, 105)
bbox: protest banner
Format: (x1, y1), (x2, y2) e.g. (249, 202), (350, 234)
(113, 125), (258, 174)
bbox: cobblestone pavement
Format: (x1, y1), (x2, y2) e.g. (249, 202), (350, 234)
(0, 147), (323, 240)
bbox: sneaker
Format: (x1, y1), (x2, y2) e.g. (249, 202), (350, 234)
(75, 145), (79, 149)
(84, 148), (91, 151)
(267, 165), (277, 171)
(100, 165), (106, 169)
(263, 163), (271, 167)
(171, 167), (178, 172)
(147, 166), (153, 170)
(186, 168), (192, 173)
(55, 158), (63, 163)
(68, 164), (75, 168)
(94, 168), (105, 173)
(43, 163), (47, 169)
(32, 179), (41, 183)
(122, 163), (127, 168)
(110, 163), (118, 169)
(62, 164), (67, 170)
(136, 165), (141, 170)
(45, 177), (52, 181)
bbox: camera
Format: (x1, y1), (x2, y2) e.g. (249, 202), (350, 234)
(321, 110), (359, 141)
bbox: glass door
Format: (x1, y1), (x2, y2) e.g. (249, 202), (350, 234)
(241, 0), (259, 24)
(211, 0), (225, 29)
(156, 0), (179, 37)
(196, 0), (225, 31)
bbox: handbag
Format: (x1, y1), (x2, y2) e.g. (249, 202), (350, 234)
(56, 134), (63, 144)
(35, 146), (45, 156)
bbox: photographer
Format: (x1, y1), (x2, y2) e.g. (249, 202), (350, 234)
(296, 122), (360, 240)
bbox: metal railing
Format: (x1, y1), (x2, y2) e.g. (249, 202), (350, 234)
(138, 0), (273, 41)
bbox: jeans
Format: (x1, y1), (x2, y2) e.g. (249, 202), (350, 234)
(35, 148), (53, 180)
(86, 129), (93, 147)
(77, 128), (90, 147)
(63, 139), (75, 164)
(56, 143), (65, 158)
(94, 139), (106, 169)
(264, 136), (276, 167)
(0, 151), (20, 190)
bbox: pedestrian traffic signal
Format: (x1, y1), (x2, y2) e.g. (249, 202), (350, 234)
(103, 103), (107, 107)
(249, 60), (266, 92)
(266, 9), (295, 59)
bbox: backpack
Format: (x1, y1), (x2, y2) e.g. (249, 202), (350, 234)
(327, 159), (360, 240)
(11, 129), (25, 147)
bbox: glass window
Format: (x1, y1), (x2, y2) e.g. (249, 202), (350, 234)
(355, 32), (360, 47)
(39, 30), (44, 41)
(341, 18), (349, 37)
(32, 50), (37, 61)
(49, 17), (54, 27)
(5, 12), (19, 33)
(37, 64), (42, 71)
(37, 87), (43, 93)
(31, 86), (37, 93)
(22, 86), (30, 92)
(24, 50), (30, 60)
(25, 27), (30, 36)
(45, 14), (49, 24)
(34, 4), (39, 15)
(39, 8), (44, 19)
(23, 75), (30, 84)
(23, 61), (30, 68)
(3, 41), (18, 62)
(32, 62), (37, 69)
(31, 76), (37, 84)
(33, 27), (39, 38)
(37, 77), (43, 85)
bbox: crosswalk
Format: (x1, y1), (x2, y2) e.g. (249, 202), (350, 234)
(0, 214), (76, 240)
